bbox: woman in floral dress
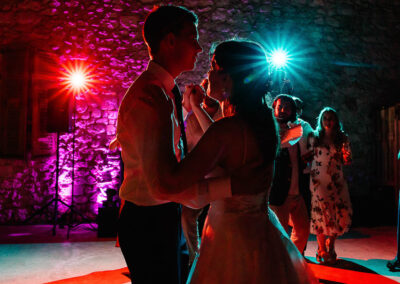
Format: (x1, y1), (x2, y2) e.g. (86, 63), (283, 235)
(308, 107), (352, 264)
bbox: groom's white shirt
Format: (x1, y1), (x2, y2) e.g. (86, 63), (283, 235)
(116, 60), (231, 207)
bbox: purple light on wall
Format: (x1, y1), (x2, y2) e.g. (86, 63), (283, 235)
(96, 183), (109, 206)
(94, 163), (119, 212)
(9, 233), (32, 237)
(57, 139), (74, 209)
(44, 55), (122, 216)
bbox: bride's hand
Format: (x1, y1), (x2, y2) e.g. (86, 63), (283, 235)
(189, 84), (206, 108)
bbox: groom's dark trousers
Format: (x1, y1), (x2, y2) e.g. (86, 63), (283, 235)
(118, 200), (182, 283)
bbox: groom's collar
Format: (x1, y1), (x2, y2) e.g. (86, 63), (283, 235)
(147, 60), (176, 94)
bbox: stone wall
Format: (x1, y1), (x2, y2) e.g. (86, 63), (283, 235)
(0, 0), (399, 224)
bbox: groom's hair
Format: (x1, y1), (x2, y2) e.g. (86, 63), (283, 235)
(143, 5), (198, 56)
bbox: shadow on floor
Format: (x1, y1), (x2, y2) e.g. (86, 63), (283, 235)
(309, 259), (400, 284)
(322, 258), (378, 273)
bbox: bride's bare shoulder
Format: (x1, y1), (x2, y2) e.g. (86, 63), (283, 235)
(205, 116), (244, 139)
(212, 116), (243, 132)
(213, 116), (243, 129)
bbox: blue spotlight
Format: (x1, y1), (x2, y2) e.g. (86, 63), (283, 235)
(270, 49), (289, 69)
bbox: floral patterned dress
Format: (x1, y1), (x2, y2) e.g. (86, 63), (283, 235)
(309, 137), (352, 237)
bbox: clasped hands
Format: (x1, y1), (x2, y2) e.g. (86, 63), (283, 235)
(183, 84), (206, 112)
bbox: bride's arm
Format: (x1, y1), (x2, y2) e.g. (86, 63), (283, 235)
(189, 85), (216, 133)
(167, 121), (228, 188)
(192, 104), (215, 133)
(157, 117), (232, 207)
(160, 118), (271, 208)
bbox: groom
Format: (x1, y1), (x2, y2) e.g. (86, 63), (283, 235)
(116, 5), (253, 283)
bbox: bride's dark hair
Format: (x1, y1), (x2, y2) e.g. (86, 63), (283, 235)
(211, 39), (279, 163)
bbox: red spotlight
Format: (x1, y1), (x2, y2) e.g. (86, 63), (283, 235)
(70, 71), (86, 89)
(59, 60), (96, 95)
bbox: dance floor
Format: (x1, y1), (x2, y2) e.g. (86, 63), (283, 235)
(0, 224), (400, 284)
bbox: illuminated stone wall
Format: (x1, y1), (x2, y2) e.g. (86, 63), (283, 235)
(0, 0), (398, 224)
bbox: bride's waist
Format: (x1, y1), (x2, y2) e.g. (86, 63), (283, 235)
(208, 194), (268, 214)
(208, 204), (268, 215)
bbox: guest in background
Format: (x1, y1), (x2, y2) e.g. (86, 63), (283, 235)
(308, 107), (352, 264)
(270, 94), (311, 254)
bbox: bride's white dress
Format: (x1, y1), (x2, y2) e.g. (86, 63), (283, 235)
(187, 192), (317, 283)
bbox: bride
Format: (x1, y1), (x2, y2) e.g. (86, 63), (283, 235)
(156, 39), (316, 283)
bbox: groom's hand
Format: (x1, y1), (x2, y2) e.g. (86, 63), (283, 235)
(183, 84), (194, 112)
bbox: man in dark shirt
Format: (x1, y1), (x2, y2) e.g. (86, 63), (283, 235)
(269, 94), (311, 254)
